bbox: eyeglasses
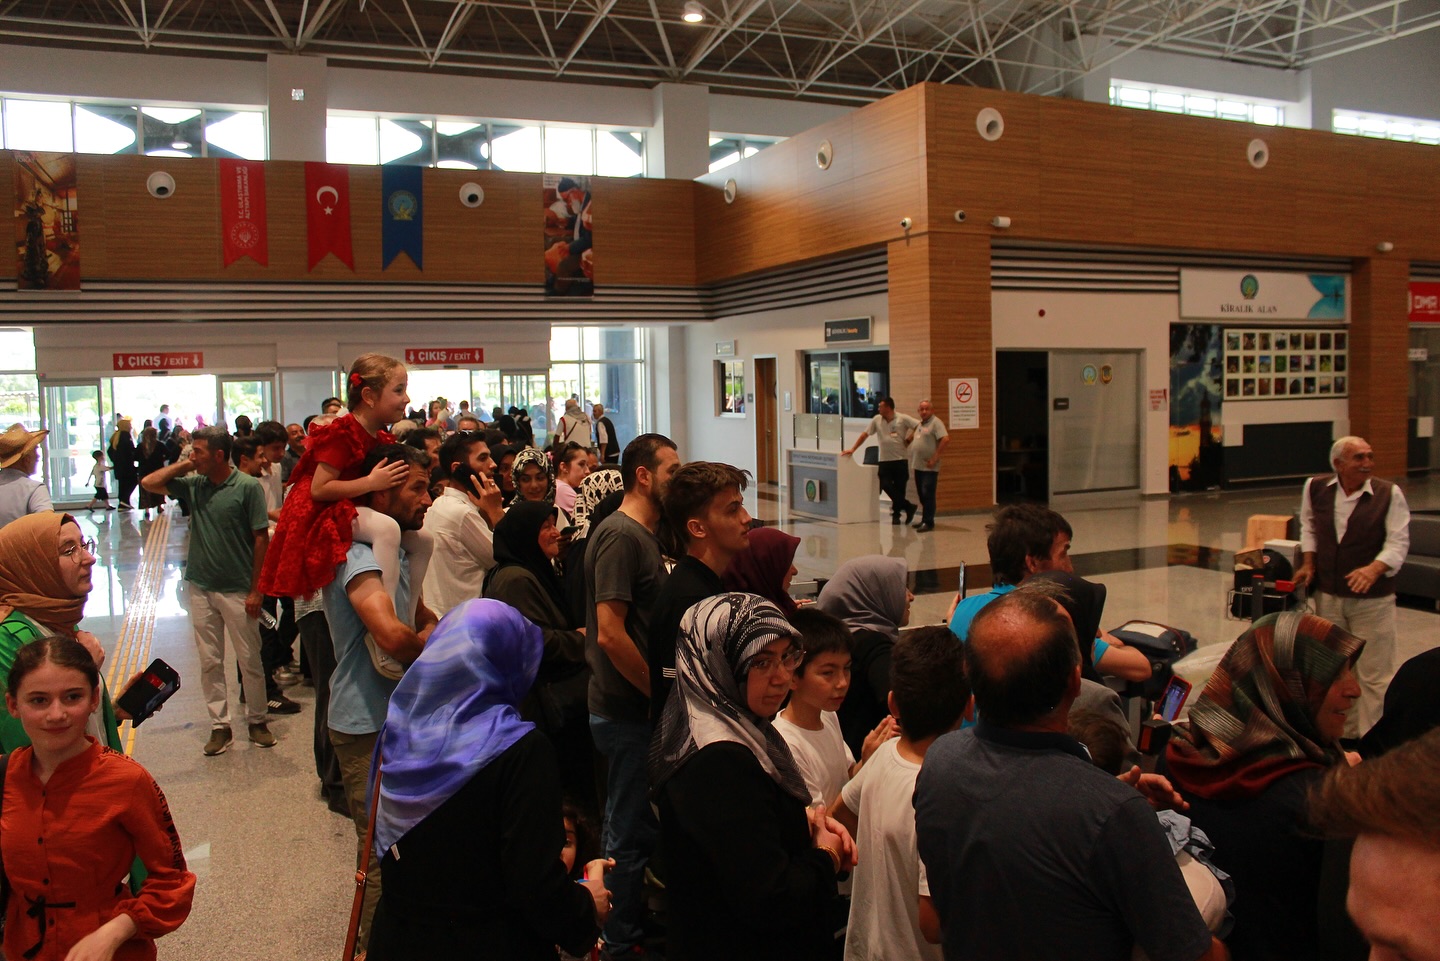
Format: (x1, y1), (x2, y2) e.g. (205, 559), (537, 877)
(746, 648), (805, 676)
(60, 538), (97, 562)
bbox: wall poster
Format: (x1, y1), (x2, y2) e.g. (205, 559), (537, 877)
(544, 175), (592, 297)
(1222, 328), (1347, 399)
(14, 151), (79, 290)
(1169, 324), (1224, 492)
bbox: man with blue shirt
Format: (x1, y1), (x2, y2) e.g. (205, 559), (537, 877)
(324, 442), (438, 953)
(141, 426), (272, 756)
(948, 503), (1072, 640)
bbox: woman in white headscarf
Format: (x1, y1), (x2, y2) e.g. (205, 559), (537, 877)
(649, 593), (855, 961)
(816, 555), (913, 756)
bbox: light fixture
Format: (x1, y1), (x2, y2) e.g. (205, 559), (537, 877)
(682, 2), (705, 23)
(1376, 241), (1395, 253)
(1247, 138), (1269, 169)
(991, 216), (1011, 229)
(171, 141), (191, 150)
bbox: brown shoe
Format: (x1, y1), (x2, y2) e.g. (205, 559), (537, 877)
(248, 723), (277, 748)
(203, 726), (233, 756)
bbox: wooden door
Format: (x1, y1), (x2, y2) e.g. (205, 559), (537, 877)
(755, 357), (778, 484)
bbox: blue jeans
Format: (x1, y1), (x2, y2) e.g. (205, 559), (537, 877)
(914, 469), (938, 524)
(590, 715), (658, 952)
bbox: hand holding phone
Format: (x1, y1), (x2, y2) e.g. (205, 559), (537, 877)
(1158, 676), (1193, 722)
(114, 658), (181, 726)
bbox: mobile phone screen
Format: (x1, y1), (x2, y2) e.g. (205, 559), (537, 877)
(1159, 678), (1191, 722)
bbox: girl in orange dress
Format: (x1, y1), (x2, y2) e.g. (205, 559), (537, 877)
(260, 353), (432, 623)
(0, 636), (195, 961)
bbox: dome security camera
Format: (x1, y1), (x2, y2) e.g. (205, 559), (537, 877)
(459, 183), (484, 207)
(146, 172), (176, 199)
(900, 216), (913, 230)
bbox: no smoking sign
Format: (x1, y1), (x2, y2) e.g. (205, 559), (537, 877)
(949, 377), (979, 430)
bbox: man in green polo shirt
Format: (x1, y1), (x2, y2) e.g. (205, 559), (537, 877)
(142, 425), (274, 755)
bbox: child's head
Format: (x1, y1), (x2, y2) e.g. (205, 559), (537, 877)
(91, 450), (103, 461)
(561, 799), (600, 879)
(787, 608), (854, 713)
(888, 625), (970, 742)
(6, 637), (101, 746)
(346, 353), (408, 417)
(1067, 708), (1131, 775)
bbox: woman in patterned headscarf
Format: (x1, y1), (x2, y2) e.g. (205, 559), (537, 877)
(366, 598), (609, 961)
(1164, 611), (1364, 961)
(511, 447), (554, 506)
(649, 593), (855, 961)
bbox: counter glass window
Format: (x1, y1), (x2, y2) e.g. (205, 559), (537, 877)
(804, 349), (889, 418)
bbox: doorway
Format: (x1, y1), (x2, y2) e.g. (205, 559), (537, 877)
(41, 381), (103, 502)
(754, 357), (778, 484)
(995, 351), (1049, 502)
(1049, 350), (1141, 496)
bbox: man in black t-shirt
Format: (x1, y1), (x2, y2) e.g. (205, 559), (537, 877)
(650, 462), (753, 726)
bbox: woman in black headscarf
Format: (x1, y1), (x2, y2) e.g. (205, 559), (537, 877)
(484, 500), (594, 811)
(650, 593), (855, 961)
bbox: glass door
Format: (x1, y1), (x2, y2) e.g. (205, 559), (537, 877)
(502, 371), (551, 445)
(218, 375), (274, 429)
(41, 380), (104, 503)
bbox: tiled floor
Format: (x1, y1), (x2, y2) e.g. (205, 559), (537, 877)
(74, 476), (1440, 959)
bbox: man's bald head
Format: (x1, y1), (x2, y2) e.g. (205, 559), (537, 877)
(966, 591), (1080, 727)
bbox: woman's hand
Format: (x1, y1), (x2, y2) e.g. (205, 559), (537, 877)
(808, 804), (858, 872)
(64, 914), (137, 961)
(582, 857), (615, 924)
(366, 457), (410, 493)
(74, 630), (106, 669)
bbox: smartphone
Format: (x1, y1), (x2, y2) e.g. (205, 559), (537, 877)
(1158, 676), (1193, 722)
(115, 658), (181, 726)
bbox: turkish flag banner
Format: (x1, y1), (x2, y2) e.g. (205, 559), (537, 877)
(305, 162), (354, 270)
(219, 159), (268, 266)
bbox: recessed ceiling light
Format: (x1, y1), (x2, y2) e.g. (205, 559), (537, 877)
(171, 141), (191, 150)
(682, 2), (705, 23)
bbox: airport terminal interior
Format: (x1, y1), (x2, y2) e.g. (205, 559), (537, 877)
(3, 0), (1440, 957)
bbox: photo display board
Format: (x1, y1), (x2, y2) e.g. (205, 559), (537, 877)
(1223, 328), (1348, 400)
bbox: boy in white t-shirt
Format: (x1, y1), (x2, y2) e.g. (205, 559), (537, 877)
(832, 626), (971, 961)
(774, 609), (896, 807)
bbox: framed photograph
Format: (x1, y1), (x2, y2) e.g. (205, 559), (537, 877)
(1221, 327), (1347, 401)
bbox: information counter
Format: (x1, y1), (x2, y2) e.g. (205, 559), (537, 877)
(786, 448), (879, 524)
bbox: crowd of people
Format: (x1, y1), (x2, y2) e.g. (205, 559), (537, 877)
(0, 354), (1435, 961)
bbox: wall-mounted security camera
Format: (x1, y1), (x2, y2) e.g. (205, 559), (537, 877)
(954, 210), (967, 223)
(459, 183), (485, 207)
(146, 171), (176, 199)
(991, 216), (1012, 228)
(976, 107), (1005, 142)
(900, 216), (913, 230)
(723, 179), (738, 205)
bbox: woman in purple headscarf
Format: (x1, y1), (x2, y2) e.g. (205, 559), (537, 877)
(722, 526), (803, 616)
(366, 598), (610, 961)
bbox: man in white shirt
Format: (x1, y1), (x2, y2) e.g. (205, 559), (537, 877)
(0, 424), (51, 528)
(842, 397), (918, 526)
(421, 430), (503, 616)
(1294, 435), (1410, 737)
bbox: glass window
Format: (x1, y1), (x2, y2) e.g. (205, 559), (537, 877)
(0, 328), (38, 369)
(1333, 108), (1440, 145)
(545, 126), (594, 176)
(549, 327), (646, 439)
(806, 352), (841, 415)
(380, 118), (431, 165)
(75, 104), (139, 154)
(586, 362), (644, 442)
(141, 105), (203, 157)
(1110, 82), (1287, 127)
(841, 350), (890, 418)
(437, 120), (490, 170)
(709, 137), (742, 172)
(550, 326), (582, 361)
(0, 373), (41, 433)
(718, 360), (746, 415)
(491, 124), (543, 172)
(582, 327), (642, 360)
(4, 99), (74, 152)
(205, 109), (267, 160)
(470, 370), (503, 418)
(597, 130), (645, 177)
(326, 115), (379, 165)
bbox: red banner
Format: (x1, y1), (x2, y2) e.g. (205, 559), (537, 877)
(114, 352), (203, 371)
(404, 348), (485, 365)
(1411, 282), (1440, 322)
(305, 162), (354, 270)
(219, 159), (268, 267)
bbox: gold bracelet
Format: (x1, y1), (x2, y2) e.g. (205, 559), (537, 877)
(816, 844), (842, 873)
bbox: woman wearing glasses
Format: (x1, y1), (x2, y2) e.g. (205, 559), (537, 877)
(649, 593), (857, 961)
(0, 511), (126, 752)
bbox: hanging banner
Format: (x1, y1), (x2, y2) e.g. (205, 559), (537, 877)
(544, 174), (593, 297)
(1169, 324), (1224, 492)
(382, 165), (423, 270)
(1180, 269), (1348, 322)
(14, 151), (80, 290)
(1410, 282), (1440, 322)
(218, 159), (268, 267)
(305, 162), (354, 270)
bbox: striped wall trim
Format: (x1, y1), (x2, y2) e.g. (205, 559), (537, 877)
(991, 242), (1354, 294)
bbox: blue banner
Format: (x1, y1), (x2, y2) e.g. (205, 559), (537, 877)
(382, 165), (423, 270)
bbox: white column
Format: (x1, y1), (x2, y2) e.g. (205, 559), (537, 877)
(646, 82), (710, 180)
(266, 54), (329, 162)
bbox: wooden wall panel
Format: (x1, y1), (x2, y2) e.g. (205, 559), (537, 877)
(2, 151), (693, 286)
(1349, 256), (1411, 477)
(888, 231), (994, 510)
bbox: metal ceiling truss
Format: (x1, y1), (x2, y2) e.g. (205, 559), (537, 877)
(1, 0), (1437, 105)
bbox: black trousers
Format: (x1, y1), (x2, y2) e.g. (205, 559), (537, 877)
(238, 595), (296, 698)
(878, 459), (914, 518)
(298, 610), (344, 802)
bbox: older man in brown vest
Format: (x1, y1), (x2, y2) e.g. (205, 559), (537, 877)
(1294, 435), (1410, 737)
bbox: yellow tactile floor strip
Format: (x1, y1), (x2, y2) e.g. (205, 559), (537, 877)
(105, 514), (170, 755)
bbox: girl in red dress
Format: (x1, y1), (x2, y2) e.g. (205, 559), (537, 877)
(1, 636), (195, 961)
(261, 353), (432, 623)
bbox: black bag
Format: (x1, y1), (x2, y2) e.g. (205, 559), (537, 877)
(1108, 620), (1198, 701)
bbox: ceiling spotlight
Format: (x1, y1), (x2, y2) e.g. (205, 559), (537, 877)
(682, 2), (705, 23)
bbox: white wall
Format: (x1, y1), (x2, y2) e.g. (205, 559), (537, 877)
(1308, 27), (1440, 128)
(680, 293), (889, 491)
